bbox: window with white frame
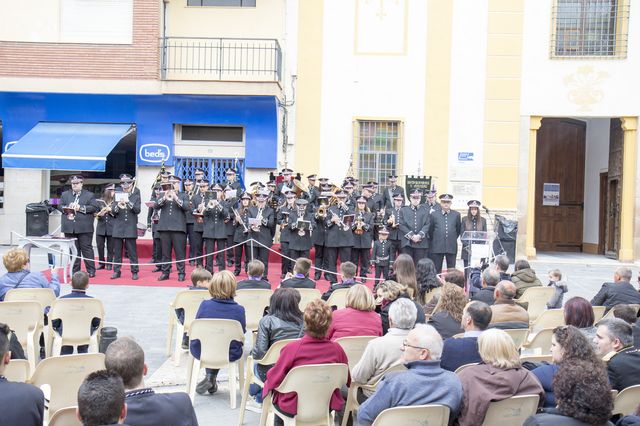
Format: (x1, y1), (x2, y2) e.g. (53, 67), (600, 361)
(356, 121), (401, 188)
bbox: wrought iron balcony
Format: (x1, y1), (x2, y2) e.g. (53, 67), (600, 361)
(160, 37), (282, 82)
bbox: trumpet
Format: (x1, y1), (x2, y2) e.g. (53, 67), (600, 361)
(316, 204), (327, 218)
(207, 198), (219, 210)
(354, 216), (365, 235)
(330, 210), (350, 232)
(251, 208), (264, 232)
(387, 213), (398, 228)
(66, 193), (80, 220)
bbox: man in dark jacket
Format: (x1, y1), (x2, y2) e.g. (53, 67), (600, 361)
(155, 176), (190, 282)
(440, 301), (491, 372)
(399, 189), (430, 265)
(57, 175), (97, 277)
(595, 318), (640, 391)
(111, 174), (141, 280)
(591, 267), (640, 313)
(471, 268), (501, 305)
(106, 337), (198, 426)
(429, 194), (461, 273)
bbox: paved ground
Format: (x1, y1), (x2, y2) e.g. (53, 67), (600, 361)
(3, 244), (639, 425)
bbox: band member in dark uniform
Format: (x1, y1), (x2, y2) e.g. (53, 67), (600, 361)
(398, 189), (430, 265)
(191, 179), (208, 268)
(424, 186), (442, 215)
(147, 185), (163, 272)
(384, 194), (404, 260)
(224, 168), (242, 268)
(58, 175), (98, 277)
(369, 181), (384, 214)
(183, 179), (198, 266)
(312, 196), (329, 280)
(372, 227), (393, 280)
(275, 168), (295, 200)
(232, 193), (252, 276)
(248, 189), (275, 280)
(203, 184), (229, 273)
(155, 176), (190, 282)
(351, 197), (374, 277)
(324, 190), (354, 284)
(194, 168), (205, 184)
(302, 174), (319, 207)
(460, 199), (488, 270)
(382, 174), (406, 208)
(429, 194), (462, 273)
(111, 174), (141, 280)
(343, 181), (357, 209)
(277, 190), (296, 278)
(288, 198), (315, 259)
(95, 184), (115, 271)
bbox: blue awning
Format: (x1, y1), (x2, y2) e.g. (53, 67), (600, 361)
(2, 122), (133, 171)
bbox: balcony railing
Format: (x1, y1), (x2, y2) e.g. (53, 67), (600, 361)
(160, 37), (282, 82)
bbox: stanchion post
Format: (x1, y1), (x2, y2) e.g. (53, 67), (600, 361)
(250, 239), (255, 261)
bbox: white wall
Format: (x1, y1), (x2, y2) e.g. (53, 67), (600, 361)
(583, 118), (610, 244)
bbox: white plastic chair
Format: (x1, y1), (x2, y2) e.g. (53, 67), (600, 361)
(454, 363), (479, 374)
(165, 289), (210, 365)
(48, 406), (82, 426)
(372, 404), (450, 426)
(516, 287), (555, 322)
(260, 363), (349, 426)
(295, 288), (322, 311)
(531, 309), (564, 334)
(4, 287), (57, 311)
(481, 394), (540, 426)
(235, 289), (273, 331)
(612, 385), (640, 416)
(335, 336), (377, 370)
(4, 358), (30, 382)
(185, 319), (245, 409)
(46, 298), (104, 356)
(0, 301), (43, 371)
(30, 353), (105, 420)
(520, 354), (552, 364)
(325, 288), (350, 310)
(503, 328), (530, 350)
(522, 328), (554, 355)
(592, 305), (606, 322)
(238, 338), (298, 425)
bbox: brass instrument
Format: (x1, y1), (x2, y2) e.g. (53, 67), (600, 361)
(207, 198), (218, 210)
(233, 207), (249, 233)
(251, 208), (264, 232)
(316, 204), (328, 218)
(354, 215), (365, 235)
(387, 212), (398, 228)
(292, 179), (310, 197)
(330, 210), (350, 232)
(279, 211), (290, 232)
(65, 192), (81, 221)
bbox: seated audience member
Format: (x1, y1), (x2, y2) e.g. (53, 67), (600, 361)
(176, 268), (212, 349)
(322, 262), (360, 301)
(352, 299), (418, 400)
(532, 325), (602, 407)
(469, 255), (512, 295)
(416, 257), (439, 304)
(563, 296), (597, 344)
(327, 284), (382, 340)
(613, 304), (639, 326)
(237, 260), (271, 289)
(262, 300), (350, 424)
(0, 247), (60, 301)
(105, 337), (198, 426)
(357, 324), (463, 426)
(252, 288), (304, 383)
(591, 267), (640, 313)
(489, 280), (529, 327)
(471, 267), (501, 306)
(376, 280), (426, 334)
(389, 254), (419, 299)
(510, 259), (543, 298)
(440, 301), (491, 372)
(594, 318), (640, 391)
(457, 329), (544, 426)
(190, 270), (246, 395)
(76, 370), (127, 426)
(616, 404), (640, 426)
(280, 258), (316, 289)
(55, 271), (101, 355)
(427, 283), (466, 339)
(0, 323), (44, 426)
(524, 360), (614, 426)
(423, 268), (466, 316)
(546, 268), (568, 309)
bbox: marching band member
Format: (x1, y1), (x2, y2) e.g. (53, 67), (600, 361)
(372, 227), (393, 280)
(460, 199), (487, 270)
(384, 194), (404, 260)
(203, 184), (229, 273)
(424, 186), (441, 215)
(248, 189), (275, 280)
(324, 189), (354, 284)
(369, 181), (384, 214)
(382, 174), (406, 208)
(343, 181), (357, 209)
(288, 198), (315, 260)
(95, 184), (115, 271)
(154, 176), (189, 282)
(194, 168), (205, 184)
(312, 196), (329, 281)
(429, 194), (461, 274)
(232, 193), (252, 276)
(148, 184), (163, 272)
(183, 179), (198, 266)
(351, 197), (374, 277)
(277, 190), (297, 278)
(110, 174), (141, 280)
(275, 168), (295, 200)
(191, 179), (209, 268)
(398, 189), (431, 265)
(224, 168), (242, 268)
(58, 175), (98, 277)
(302, 174), (319, 207)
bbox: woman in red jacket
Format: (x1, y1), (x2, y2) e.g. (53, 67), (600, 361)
(263, 299), (350, 422)
(327, 284), (383, 340)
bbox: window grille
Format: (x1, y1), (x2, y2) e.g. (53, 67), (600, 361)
(356, 121), (400, 189)
(551, 0), (629, 58)
(174, 157), (245, 186)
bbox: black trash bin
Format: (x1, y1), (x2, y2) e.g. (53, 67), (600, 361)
(493, 215), (518, 264)
(99, 327), (118, 354)
(25, 202), (51, 237)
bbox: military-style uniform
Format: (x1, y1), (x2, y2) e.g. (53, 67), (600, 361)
(312, 206), (329, 280)
(384, 205), (403, 259)
(429, 208), (462, 273)
(203, 198), (229, 272)
(288, 206), (315, 259)
(95, 199), (114, 270)
(278, 203), (296, 276)
(58, 187), (98, 275)
(275, 180), (295, 201)
(372, 238), (394, 280)
(155, 190), (190, 279)
(111, 187), (141, 277)
(147, 192), (163, 269)
(302, 184), (319, 207)
(382, 185), (406, 208)
(351, 210), (374, 277)
(224, 180), (242, 266)
(324, 202), (354, 284)
(184, 190), (197, 265)
(191, 190), (206, 268)
(398, 204), (431, 264)
(248, 204), (275, 279)
(232, 203), (251, 275)
(425, 201), (442, 215)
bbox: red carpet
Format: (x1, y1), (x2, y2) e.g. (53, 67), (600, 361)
(44, 240), (378, 292)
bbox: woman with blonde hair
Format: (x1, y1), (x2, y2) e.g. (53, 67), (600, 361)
(190, 270), (246, 396)
(327, 284), (382, 340)
(376, 280), (425, 334)
(457, 329), (544, 426)
(0, 247), (60, 301)
(427, 283), (466, 339)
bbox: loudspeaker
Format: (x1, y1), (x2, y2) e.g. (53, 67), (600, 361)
(26, 210), (49, 237)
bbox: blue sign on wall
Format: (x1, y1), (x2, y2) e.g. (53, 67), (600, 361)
(0, 92), (278, 168)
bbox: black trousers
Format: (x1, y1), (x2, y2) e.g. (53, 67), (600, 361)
(204, 238), (226, 272)
(186, 223), (197, 260)
(66, 232), (95, 274)
(401, 246), (428, 266)
(234, 242), (249, 273)
(375, 265), (390, 280)
(280, 241), (291, 275)
(314, 244), (326, 278)
(159, 231), (187, 274)
(152, 236), (162, 265)
(289, 249), (310, 261)
(193, 231), (204, 267)
(113, 238), (139, 274)
(96, 234), (113, 268)
(351, 248), (371, 276)
(250, 245), (270, 279)
(226, 234), (235, 264)
(325, 246), (351, 283)
(431, 252), (457, 274)
(390, 239), (402, 260)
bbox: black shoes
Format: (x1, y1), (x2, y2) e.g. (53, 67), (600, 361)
(158, 273), (170, 281)
(189, 260), (196, 266)
(111, 272), (121, 280)
(152, 266), (162, 272)
(314, 271), (322, 280)
(97, 264), (105, 270)
(196, 373), (218, 395)
(88, 272), (96, 278)
(106, 264), (113, 271)
(178, 273), (186, 282)
(132, 273), (139, 280)
(234, 270), (241, 276)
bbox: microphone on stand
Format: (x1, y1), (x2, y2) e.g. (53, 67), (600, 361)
(482, 204), (490, 213)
